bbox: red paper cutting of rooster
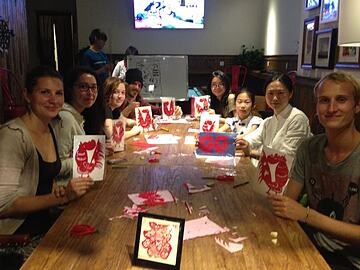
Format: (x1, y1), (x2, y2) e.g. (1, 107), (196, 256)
(111, 118), (125, 152)
(135, 106), (154, 132)
(256, 145), (294, 195)
(199, 113), (220, 132)
(161, 97), (175, 120)
(192, 95), (210, 118)
(72, 135), (105, 181)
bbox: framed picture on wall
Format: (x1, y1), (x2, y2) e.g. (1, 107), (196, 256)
(335, 47), (360, 69)
(320, 0), (339, 24)
(301, 16), (319, 69)
(315, 28), (338, 69)
(133, 212), (185, 270)
(305, 0), (320, 10)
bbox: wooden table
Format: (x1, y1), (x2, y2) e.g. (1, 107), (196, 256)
(21, 123), (330, 270)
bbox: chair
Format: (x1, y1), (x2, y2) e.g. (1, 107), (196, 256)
(230, 65), (248, 94)
(0, 68), (27, 123)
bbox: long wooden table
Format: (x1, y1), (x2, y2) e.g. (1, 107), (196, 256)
(21, 123), (330, 269)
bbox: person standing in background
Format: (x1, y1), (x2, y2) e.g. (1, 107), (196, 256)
(112, 46), (139, 79)
(80, 29), (113, 86)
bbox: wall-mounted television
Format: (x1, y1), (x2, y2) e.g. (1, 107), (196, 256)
(134, 0), (205, 29)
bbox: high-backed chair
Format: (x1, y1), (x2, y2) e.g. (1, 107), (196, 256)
(0, 68), (27, 123)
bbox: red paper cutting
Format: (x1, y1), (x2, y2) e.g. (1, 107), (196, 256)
(70, 224), (97, 236)
(142, 222), (172, 259)
(138, 191), (165, 206)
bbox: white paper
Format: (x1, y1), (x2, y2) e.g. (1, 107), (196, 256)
(183, 216), (229, 240)
(145, 134), (180, 144)
(111, 118), (125, 152)
(135, 106), (154, 132)
(128, 190), (176, 205)
(73, 135), (105, 181)
(184, 135), (196, 145)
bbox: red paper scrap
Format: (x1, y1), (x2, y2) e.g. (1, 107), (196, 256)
(70, 224), (97, 236)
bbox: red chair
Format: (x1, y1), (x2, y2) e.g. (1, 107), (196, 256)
(0, 68), (27, 122)
(230, 65), (248, 94)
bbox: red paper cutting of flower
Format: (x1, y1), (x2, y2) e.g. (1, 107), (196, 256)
(142, 221), (172, 259)
(138, 191), (166, 206)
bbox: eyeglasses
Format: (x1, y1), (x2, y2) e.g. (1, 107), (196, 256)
(75, 83), (98, 93)
(212, 70), (225, 78)
(211, 83), (225, 90)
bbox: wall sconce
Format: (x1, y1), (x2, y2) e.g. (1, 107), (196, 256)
(338, 0), (360, 46)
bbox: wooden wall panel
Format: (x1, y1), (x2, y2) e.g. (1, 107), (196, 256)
(0, 0), (29, 122)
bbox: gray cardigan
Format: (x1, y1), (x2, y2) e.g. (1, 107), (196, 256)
(0, 117), (61, 234)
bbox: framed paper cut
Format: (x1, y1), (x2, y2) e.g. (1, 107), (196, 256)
(199, 113), (220, 132)
(161, 97), (176, 119)
(255, 145), (294, 196)
(133, 212), (185, 270)
(111, 118), (126, 152)
(304, 0), (320, 10)
(135, 106), (154, 131)
(301, 16), (319, 69)
(72, 135), (105, 181)
(314, 28), (338, 69)
(191, 95), (210, 118)
(196, 132), (236, 157)
(335, 46), (360, 69)
(320, 0), (339, 24)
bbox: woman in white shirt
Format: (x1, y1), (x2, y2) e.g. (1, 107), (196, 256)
(237, 73), (312, 159)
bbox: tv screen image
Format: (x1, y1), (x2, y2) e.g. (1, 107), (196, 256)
(134, 0), (204, 29)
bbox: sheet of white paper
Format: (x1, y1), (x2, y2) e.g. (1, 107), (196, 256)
(184, 135), (196, 145)
(128, 190), (176, 205)
(73, 135), (105, 181)
(188, 128), (200, 133)
(145, 134), (180, 144)
(183, 216), (229, 240)
(157, 118), (189, 124)
(133, 146), (159, 154)
(215, 237), (244, 253)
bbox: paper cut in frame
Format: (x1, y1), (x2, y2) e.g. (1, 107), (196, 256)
(133, 212), (185, 270)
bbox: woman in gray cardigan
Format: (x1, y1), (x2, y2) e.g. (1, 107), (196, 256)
(0, 66), (93, 260)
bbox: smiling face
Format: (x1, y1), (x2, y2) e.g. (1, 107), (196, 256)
(24, 77), (64, 122)
(126, 81), (142, 101)
(316, 80), (360, 131)
(235, 92), (254, 120)
(109, 82), (126, 109)
(265, 81), (292, 115)
(211, 76), (226, 100)
(71, 73), (98, 113)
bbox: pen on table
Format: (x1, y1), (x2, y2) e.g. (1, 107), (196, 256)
(160, 127), (169, 132)
(184, 201), (193, 214)
(233, 181), (249, 188)
(111, 165), (128, 169)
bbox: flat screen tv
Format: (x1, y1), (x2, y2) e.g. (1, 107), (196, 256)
(134, 0), (205, 29)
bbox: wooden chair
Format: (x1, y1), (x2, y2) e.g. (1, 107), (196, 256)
(230, 65), (248, 94)
(0, 68), (27, 123)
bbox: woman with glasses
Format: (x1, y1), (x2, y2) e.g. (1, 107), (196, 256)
(208, 70), (235, 119)
(103, 77), (142, 140)
(0, 66), (93, 264)
(236, 73), (312, 159)
(57, 66), (103, 183)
